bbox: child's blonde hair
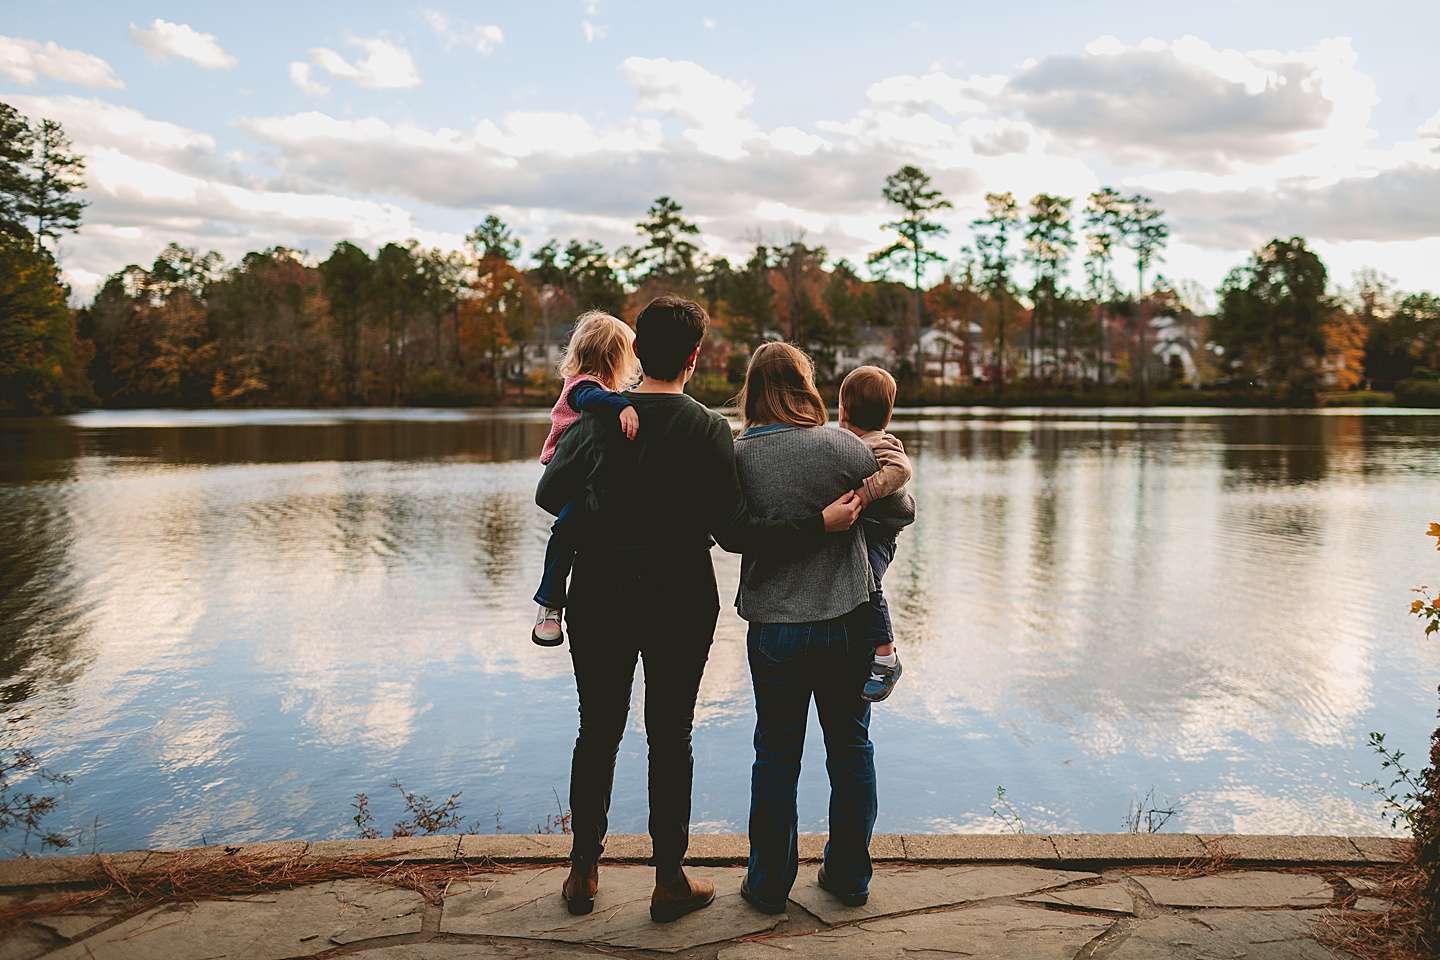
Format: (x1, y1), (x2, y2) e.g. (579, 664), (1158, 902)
(559, 311), (639, 389)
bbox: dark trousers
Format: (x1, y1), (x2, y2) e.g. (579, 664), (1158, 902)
(855, 525), (898, 650)
(564, 547), (719, 871)
(745, 614), (877, 907)
(534, 501), (577, 608)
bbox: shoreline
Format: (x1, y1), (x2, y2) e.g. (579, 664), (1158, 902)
(0, 833), (1406, 885)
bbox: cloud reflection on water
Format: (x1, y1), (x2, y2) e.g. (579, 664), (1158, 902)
(0, 409), (1437, 848)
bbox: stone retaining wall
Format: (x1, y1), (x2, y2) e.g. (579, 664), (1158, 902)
(0, 833), (1406, 889)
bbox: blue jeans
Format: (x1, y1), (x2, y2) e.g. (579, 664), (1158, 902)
(534, 501), (576, 608)
(745, 615), (877, 908)
(855, 525), (898, 650)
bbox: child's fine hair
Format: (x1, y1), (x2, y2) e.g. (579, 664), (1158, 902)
(840, 365), (897, 431)
(559, 311), (640, 389)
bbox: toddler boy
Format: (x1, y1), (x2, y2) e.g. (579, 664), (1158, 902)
(839, 365), (915, 702)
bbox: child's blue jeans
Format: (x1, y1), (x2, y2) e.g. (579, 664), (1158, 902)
(534, 501), (577, 608)
(856, 524), (897, 651)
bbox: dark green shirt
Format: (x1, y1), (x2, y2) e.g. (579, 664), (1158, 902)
(535, 392), (824, 556)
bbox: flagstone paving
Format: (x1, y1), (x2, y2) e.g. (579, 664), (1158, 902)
(0, 834), (1403, 959)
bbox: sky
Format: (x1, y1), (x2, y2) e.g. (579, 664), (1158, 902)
(3, 0), (1439, 305)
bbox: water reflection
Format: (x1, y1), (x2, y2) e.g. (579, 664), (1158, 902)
(67, 412), (551, 466)
(0, 486), (92, 708)
(0, 408), (1438, 852)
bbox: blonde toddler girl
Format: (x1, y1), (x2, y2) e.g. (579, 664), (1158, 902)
(532, 311), (640, 645)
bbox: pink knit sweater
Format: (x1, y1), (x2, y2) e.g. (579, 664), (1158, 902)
(539, 374), (604, 465)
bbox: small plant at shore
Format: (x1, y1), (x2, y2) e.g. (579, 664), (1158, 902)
(990, 786), (1027, 834)
(353, 782), (571, 838)
(535, 787), (572, 835)
(1122, 787), (1185, 833)
(1366, 733), (1429, 833)
(0, 748), (72, 855)
(352, 780), (479, 839)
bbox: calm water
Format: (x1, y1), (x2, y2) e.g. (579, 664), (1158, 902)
(1, 407), (1439, 855)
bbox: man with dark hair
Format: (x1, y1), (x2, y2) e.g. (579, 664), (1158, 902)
(537, 296), (861, 923)
(634, 294), (708, 381)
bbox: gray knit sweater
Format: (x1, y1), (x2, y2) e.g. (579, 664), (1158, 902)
(734, 424), (879, 623)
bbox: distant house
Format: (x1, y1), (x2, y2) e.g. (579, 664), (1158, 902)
(920, 322), (984, 384)
(1150, 311), (1210, 385)
(832, 323), (990, 383)
(835, 327), (897, 376)
(521, 322), (573, 380)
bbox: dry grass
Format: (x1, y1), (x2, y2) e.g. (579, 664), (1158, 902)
(1165, 844), (1237, 878)
(1316, 865), (1435, 960)
(0, 848), (516, 936)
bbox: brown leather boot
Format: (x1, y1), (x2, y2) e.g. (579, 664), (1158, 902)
(561, 859), (598, 915)
(650, 866), (715, 922)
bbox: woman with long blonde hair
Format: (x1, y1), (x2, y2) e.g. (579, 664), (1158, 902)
(731, 341), (914, 915)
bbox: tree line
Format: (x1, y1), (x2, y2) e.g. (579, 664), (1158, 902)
(2, 98), (1437, 414)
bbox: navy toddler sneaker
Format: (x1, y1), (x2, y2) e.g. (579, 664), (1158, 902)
(861, 654), (902, 702)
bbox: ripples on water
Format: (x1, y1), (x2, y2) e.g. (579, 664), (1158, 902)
(1, 407), (1438, 853)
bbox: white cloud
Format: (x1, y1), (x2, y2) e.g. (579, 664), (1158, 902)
(300, 37), (420, 90)
(623, 57), (756, 158)
(1002, 36), (1380, 176)
(289, 62), (329, 97)
(866, 71), (1003, 115)
(766, 126), (829, 156)
(128, 19), (237, 69)
(963, 118), (1032, 157)
(756, 200), (826, 234)
(421, 11), (503, 54)
(0, 35), (123, 88)
(583, 22), (606, 43)
(8, 95), (215, 160)
(1158, 164), (1440, 247)
(1419, 109), (1440, 141)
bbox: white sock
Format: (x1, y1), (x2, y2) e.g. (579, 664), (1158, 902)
(873, 652), (898, 666)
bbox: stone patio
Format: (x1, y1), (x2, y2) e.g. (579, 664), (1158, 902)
(0, 834), (1406, 959)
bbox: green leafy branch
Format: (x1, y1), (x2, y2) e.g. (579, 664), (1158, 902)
(1364, 732), (1429, 833)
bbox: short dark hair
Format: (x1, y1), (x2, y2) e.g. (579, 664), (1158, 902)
(839, 365), (896, 430)
(634, 295), (708, 382)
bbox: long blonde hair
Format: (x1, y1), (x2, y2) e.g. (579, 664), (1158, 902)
(559, 311), (639, 389)
(735, 341), (828, 428)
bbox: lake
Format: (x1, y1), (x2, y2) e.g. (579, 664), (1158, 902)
(1, 406), (1438, 855)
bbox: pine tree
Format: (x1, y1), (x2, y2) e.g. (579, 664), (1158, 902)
(972, 192), (1019, 392)
(0, 102), (35, 241)
(870, 165), (951, 381)
(633, 196), (700, 285)
(19, 119), (86, 252)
